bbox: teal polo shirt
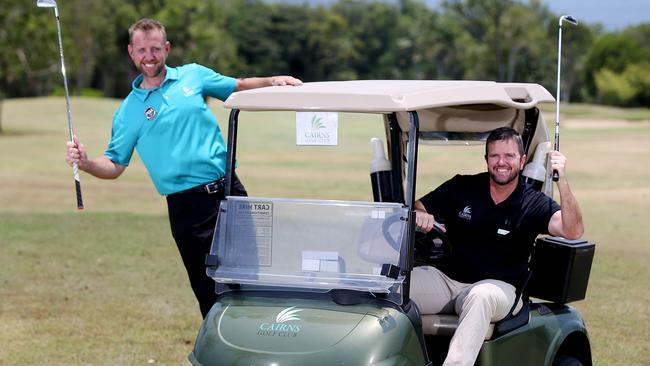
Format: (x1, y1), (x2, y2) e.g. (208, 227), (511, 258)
(105, 64), (237, 195)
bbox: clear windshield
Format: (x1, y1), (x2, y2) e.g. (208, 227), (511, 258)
(209, 196), (407, 297)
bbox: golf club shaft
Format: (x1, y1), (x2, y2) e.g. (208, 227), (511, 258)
(54, 9), (84, 209)
(552, 23), (564, 182)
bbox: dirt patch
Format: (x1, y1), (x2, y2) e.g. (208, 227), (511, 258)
(564, 118), (650, 129)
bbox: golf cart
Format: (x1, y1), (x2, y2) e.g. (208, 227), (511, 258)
(189, 81), (595, 366)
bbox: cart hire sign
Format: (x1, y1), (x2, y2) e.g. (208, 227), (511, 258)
(296, 112), (338, 146)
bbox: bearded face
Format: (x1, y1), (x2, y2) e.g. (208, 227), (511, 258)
(485, 139), (526, 186)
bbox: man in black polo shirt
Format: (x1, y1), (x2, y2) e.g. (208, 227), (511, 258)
(410, 127), (584, 366)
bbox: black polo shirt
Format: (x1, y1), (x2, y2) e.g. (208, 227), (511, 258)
(419, 172), (560, 286)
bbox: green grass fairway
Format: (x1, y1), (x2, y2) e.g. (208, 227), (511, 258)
(1, 97), (649, 365)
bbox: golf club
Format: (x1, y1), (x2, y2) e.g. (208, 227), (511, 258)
(36, 0), (84, 209)
(553, 14), (578, 182)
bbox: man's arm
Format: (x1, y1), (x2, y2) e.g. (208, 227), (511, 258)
(66, 135), (126, 179)
(235, 76), (302, 91)
(547, 151), (584, 239)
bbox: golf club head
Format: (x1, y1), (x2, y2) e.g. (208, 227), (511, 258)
(559, 15), (578, 26)
(36, 0), (57, 8)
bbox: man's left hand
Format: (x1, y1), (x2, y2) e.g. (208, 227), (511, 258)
(271, 75), (303, 86)
(549, 150), (567, 180)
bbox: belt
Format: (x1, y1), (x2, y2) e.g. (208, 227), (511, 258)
(170, 178), (225, 196)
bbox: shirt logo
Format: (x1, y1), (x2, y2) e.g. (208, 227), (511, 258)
(182, 86), (194, 97)
(458, 206), (472, 220)
(144, 106), (156, 120)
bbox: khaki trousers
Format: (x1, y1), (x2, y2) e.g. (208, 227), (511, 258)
(410, 266), (519, 366)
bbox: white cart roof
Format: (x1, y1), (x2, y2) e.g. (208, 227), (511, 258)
(224, 80), (555, 113)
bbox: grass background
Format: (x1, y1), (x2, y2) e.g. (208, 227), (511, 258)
(1, 97), (649, 365)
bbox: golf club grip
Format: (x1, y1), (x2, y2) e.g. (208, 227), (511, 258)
(75, 180), (84, 209)
(72, 163), (84, 210)
(552, 169), (559, 182)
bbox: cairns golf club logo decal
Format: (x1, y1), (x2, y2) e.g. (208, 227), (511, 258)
(296, 112), (338, 146)
(257, 307), (303, 338)
(305, 115), (330, 140)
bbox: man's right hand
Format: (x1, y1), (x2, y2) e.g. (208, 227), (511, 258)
(64, 136), (126, 179)
(66, 135), (87, 170)
(415, 210), (446, 233)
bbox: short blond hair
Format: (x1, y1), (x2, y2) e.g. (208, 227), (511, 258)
(128, 18), (167, 44)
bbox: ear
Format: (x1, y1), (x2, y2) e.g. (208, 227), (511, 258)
(164, 40), (171, 53)
(520, 154), (527, 169)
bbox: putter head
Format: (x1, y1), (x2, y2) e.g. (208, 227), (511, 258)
(36, 0), (57, 8)
(559, 15), (578, 26)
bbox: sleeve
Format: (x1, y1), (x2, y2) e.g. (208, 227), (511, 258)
(418, 174), (462, 219)
(526, 191), (561, 235)
(104, 111), (136, 166)
(194, 63), (237, 101)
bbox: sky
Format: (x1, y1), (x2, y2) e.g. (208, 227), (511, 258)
(268, 0), (650, 31)
(542, 0), (650, 30)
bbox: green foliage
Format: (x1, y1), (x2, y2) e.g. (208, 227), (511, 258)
(220, 0), (281, 76)
(583, 36), (641, 81)
(594, 62), (650, 106)
(583, 27), (650, 106)
(51, 87), (104, 98)
(332, 0), (400, 78)
(626, 62), (650, 105)
(583, 33), (644, 87)
(156, 0), (240, 74)
(441, 0), (585, 92)
(0, 0), (648, 106)
(594, 68), (637, 105)
(0, 0), (60, 96)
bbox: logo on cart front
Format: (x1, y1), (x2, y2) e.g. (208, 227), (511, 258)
(258, 307), (303, 337)
(276, 306), (303, 323)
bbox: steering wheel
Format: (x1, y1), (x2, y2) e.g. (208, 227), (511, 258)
(413, 224), (451, 267)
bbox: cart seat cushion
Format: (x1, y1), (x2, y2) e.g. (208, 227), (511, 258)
(421, 314), (495, 340)
(421, 298), (525, 340)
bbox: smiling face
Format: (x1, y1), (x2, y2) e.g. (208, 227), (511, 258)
(485, 138), (527, 186)
(127, 29), (170, 86)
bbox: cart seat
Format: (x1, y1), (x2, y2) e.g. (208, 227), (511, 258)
(421, 314), (495, 339)
(421, 300), (528, 340)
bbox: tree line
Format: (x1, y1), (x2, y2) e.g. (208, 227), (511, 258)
(1, 0), (649, 107)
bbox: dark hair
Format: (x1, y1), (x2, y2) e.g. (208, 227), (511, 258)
(128, 18), (167, 44)
(485, 127), (524, 157)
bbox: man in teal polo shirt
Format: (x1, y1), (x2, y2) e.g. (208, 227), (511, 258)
(65, 18), (301, 318)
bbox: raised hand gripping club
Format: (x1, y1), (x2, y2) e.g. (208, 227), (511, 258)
(553, 15), (578, 182)
(36, 0), (84, 209)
